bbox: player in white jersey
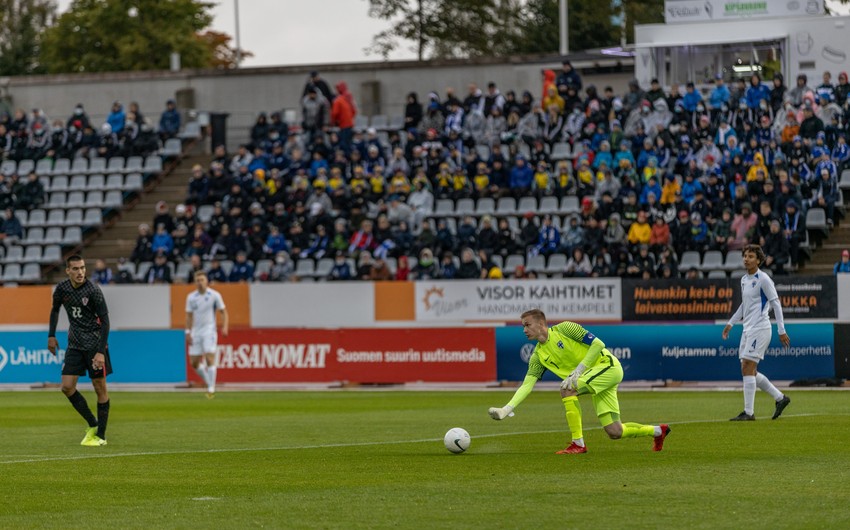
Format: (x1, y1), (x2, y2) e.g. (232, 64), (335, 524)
(186, 270), (229, 398)
(722, 244), (791, 421)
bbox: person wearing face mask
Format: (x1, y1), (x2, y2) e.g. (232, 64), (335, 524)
(66, 103), (91, 131)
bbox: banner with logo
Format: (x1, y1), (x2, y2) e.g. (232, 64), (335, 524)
(0, 330), (186, 384)
(772, 276), (837, 318)
(414, 279), (622, 323)
(189, 328), (496, 384)
(496, 323), (834, 382)
(664, 0), (823, 24)
(622, 279), (735, 321)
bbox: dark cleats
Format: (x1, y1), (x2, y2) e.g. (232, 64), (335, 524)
(772, 396), (791, 420)
(730, 411), (755, 421)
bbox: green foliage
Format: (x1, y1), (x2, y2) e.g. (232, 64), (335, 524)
(1, 390), (849, 527)
(40, 0), (214, 73)
(0, 0), (56, 76)
(365, 0), (522, 60)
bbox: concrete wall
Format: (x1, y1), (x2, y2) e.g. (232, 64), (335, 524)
(5, 56), (633, 150)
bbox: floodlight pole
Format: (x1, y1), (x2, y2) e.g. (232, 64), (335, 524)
(234, 0), (242, 67)
(559, 0), (569, 56)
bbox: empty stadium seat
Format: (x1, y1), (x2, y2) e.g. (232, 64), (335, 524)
(125, 173), (143, 191)
(455, 198), (475, 216)
(722, 252), (744, 272)
(354, 115), (369, 131)
(388, 115), (405, 130)
(68, 176), (87, 192)
(17, 159), (35, 175)
(254, 259), (273, 280)
(2, 246), (23, 264)
(64, 209), (83, 227)
(105, 174), (124, 190)
(66, 191), (85, 208)
(23, 228), (45, 246)
(2, 263), (21, 282)
(517, 197), (537, 214)
(135, 261), (152, 281)
(0, 159), (16, 175)
(504, 254), (525, 272)
(124, 156), (143, 173)
(545, 253), (568, 275)
(35, 159), (52, 175)
(103, 191), (123, 209)
(20, 263), (41, 283)
(83, 208), (102, 226)
(46, 192), (66, 209)
(295, 258), (315, 278)
(85, 191), (104, 208)
(62, 226), (82, 246)
(144, 156), (163, 173)
(87, 174), (106, 190)
(50, 175), (69, 192)
(51, 158), (71, 176)
(43, 227), (63, 245)
(107, 157), (126, 173)
(560, 196), (580, 214)
(550, 142), (571, 160)
(197, 204), (214, 223)
(475, 198), (495, 217)
(370, 115), (388, 129)
(41, 245), (61, 264)
(699, 250), (724, 271)
(805, 207), (829, 239)
(491, 197), (514, 217)
(539, 196), (559, 215)
(434, 199), (454, 217)
(314, 258), (334, 278)
(679, 251), (701, 271)
(46, 209), (65, 227)
(178, 121), (202, 140)
(89, 158), (107, 173)
(23, 245), (43, 263)
(69, 158), (89, 175)
(26, 209), (47, 227)
(160, 139), (182, 158)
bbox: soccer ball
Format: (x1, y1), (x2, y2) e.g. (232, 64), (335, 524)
(444, 427), (471, 454)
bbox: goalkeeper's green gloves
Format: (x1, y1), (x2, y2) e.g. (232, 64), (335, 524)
(488, 405), (514, 420)
(560, 363), (586, 391)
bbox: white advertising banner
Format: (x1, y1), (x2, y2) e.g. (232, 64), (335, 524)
(664, 0), (823, 24)
(414, 279), (622, 322)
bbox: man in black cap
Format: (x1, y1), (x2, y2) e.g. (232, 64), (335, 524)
(303, 70), (334, 102)
(556, 59), (582, 98)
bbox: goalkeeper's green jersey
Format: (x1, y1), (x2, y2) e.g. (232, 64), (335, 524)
(525, 320), (620, 380)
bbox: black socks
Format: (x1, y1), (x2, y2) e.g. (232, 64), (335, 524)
(67, 391), (98, 428)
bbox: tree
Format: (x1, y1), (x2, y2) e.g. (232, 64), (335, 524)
(365, 0), (521, 60)
(40, 0), (216, 73)
(196, 30), (253, 69)
(509, 0), (618, 55)
(0, 0), (56, 75)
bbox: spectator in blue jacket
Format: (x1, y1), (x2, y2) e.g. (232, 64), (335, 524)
(709, 75), (730, 109)
(106, 101), (125, 135)
(151, 223), (174, 255)
(509, 156), (533, 197)
(228, 251), (255, 282)
(682, 82), (703, 112)
(159, 99), (181, 140)
(745, 74), (771, 110)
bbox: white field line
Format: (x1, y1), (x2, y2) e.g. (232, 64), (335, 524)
(1, 413), (845, 465)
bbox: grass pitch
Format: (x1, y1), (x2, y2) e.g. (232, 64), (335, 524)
(1, 389), (849, 529)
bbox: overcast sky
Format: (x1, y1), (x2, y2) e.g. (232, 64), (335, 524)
(56, 0), (850, 68)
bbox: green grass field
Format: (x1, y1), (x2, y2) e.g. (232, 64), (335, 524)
(1, 389), (849, 529)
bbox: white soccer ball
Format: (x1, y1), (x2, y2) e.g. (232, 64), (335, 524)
(444, 427), (471, 454)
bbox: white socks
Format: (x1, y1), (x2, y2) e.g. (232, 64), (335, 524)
(653, 425), (662, 436)
(743, 375), (756, 415)
(573, 438), (585, 447)
(207, 366), (217, 393)
(194, 365), (210, 388)
(756, 372), (784, 401)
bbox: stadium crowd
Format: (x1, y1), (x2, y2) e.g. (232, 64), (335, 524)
(125, 64), (850, 283)
(0, 99), (180, 247)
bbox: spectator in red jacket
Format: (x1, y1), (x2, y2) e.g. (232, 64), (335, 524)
(332, 81), (356, 155)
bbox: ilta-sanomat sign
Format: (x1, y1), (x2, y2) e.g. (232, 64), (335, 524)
(664, 0), (823, 23)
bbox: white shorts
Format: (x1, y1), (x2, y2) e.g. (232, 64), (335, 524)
(189, 331), (218, 357)
(738, 328), (771, 362)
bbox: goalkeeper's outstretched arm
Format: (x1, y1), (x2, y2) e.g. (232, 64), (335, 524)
(489, 353), (544, 420)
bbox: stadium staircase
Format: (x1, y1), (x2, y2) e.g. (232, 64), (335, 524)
(43, 141), (208, 283)
(800, 223), (850, 274)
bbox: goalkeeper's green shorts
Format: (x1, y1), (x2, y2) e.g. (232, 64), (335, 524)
(577, 355), (623, 422)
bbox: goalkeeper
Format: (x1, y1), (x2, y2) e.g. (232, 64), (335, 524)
(489, 309), (671, 454)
